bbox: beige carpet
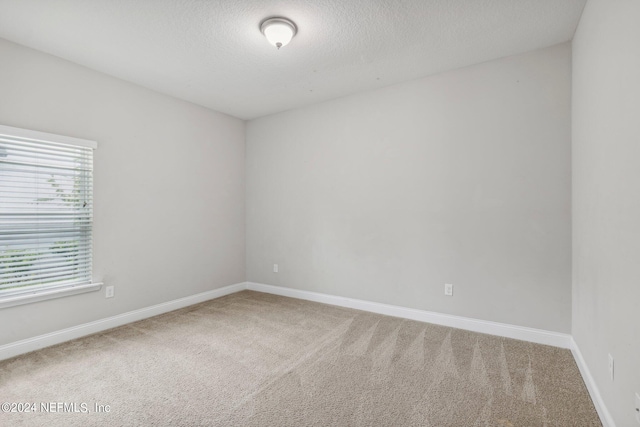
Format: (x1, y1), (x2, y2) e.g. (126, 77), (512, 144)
(0, 291), (600, 426)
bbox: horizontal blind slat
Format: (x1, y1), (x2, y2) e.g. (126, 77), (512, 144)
(0, 271), (92, 289)
(0, 278), (91, 292)
(0, 144), (92, 161)
(1, 250), (91, 258)
(1, 254), (92, 269)
(1, 263), (92, 281)
(0, 136), (94, 153)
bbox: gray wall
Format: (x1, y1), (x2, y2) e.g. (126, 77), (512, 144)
(572, 0), (640, 425)
(0, 38), (246, 344)
(246, 43), (572, 333)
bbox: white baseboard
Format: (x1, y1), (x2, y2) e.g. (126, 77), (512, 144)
(245, 282), (573, 349)
(0, 280), (575, 356)
(0, 282), (245, 361)
(570, 338), (616, 427)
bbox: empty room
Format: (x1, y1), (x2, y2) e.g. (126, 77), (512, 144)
(0, 0), (638, 426)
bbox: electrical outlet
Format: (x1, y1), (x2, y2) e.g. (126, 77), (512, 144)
(444, 283), (453, 296)
(273, 264), (279, 273)
(105, 285), (114, 299)
(634, 392), (640, 424)
(608, 354), (614, 381)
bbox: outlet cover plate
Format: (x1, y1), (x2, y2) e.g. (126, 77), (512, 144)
(444, 283), (453, 296)
(608, 354), (614, 381)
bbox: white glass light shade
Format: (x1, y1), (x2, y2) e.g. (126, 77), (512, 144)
(260, 18), (297, 49)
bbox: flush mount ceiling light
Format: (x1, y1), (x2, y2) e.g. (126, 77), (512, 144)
(260, 17), (297, 50)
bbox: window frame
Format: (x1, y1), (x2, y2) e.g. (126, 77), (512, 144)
(0, 124), (102, 309)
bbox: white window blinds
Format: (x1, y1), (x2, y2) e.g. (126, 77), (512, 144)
(0, 125), (96, 297)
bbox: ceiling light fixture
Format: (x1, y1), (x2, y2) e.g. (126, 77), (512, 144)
(260, 17), (297, 50)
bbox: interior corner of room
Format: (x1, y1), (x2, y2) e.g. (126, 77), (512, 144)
(0, 0), (638, 426)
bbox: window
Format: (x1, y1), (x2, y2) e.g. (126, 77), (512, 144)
(0, 125), (101, 308)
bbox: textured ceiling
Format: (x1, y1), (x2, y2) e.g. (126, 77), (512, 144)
(0, 0), (586, 120)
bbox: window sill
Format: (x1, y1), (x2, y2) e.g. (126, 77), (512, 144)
(0, 283), (103, 309)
